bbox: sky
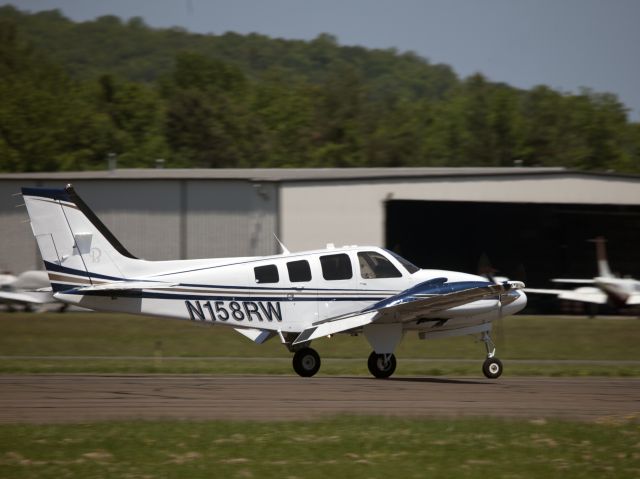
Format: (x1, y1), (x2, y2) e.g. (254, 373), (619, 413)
(7, 0), (640, 120)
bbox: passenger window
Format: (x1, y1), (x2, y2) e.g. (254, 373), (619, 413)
(287, 260), (312, 283)
(254, 264), (279, 283)
(358, 251), (402, 279)
(320, 253), (353, 281)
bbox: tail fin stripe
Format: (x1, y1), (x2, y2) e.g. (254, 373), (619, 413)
(65, 186), (137, 260)
(43, 261), (125, 282)
(21, 187), (72, 202)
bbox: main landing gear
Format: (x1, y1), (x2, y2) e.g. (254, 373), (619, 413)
(291, 347), (396, 379)
(480, 331), (503, 379)
(367, 352), (396, 379)
(292, 347), (321, 377)
(291, 346), (398, 379)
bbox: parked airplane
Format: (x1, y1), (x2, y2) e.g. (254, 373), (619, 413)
(20, 185), (527, 379)
(526, 237), (640, 309)
(0, 269), (58, 311)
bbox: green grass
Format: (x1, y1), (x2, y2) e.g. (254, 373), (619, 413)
(1, 358), (640, 377)
(1, 312), (639, 375)
(2, 315), (639, 477)
(0, 417), (638, 479)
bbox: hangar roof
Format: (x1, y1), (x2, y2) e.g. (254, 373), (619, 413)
(1, 166), (637, 183)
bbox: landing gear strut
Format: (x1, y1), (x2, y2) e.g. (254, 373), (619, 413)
(480, 331), (503, 379)
(367, 352), (397, 379)
(292, 347), (321, 377)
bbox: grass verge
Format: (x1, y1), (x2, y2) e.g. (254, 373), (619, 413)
(0, 417), (638, 479)
(1, 312), (639, 375)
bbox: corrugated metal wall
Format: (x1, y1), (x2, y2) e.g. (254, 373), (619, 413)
(0, 180), (278, 273)
(185, 181), (278, 259)
(0, 181), (35, 273)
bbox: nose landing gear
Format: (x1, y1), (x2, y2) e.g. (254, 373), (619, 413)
(480, 331), (503, 379)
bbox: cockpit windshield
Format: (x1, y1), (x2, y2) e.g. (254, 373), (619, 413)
(385, 249), (420, 274)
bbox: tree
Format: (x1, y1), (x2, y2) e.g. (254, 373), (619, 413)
(92, 74), (168, 167)
(0, 20), (105, 171)
(163, 53), (253, 167)
(1, 6), (639, 173)
(249, 68), (316, 167)
(309, 62), (367, 167)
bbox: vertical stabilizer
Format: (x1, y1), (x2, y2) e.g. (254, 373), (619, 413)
(21, 185), (136, 290)
(589, 237), (613, 278)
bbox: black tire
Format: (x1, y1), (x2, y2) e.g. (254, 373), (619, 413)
(292, 347), (321, 377)
(482, 357), (503, 379)
(367, 352), (397, 379)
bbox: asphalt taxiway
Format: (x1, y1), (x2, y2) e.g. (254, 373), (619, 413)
(0, 375), (638, 423)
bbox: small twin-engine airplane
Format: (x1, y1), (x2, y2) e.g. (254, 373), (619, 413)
(20, 185), (527, 379)
(526, 237), (640, 310)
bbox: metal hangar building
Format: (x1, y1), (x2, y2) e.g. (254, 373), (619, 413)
(2, 167), (639, 306)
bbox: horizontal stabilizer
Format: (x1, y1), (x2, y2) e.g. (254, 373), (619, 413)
(68, 281), (177, 293)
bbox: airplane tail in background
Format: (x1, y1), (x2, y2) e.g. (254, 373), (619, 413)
(589, 237), (613, 278)
(21, 185), (137, 291)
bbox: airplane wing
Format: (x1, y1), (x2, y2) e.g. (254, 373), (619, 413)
(552, 279), (596, 284)
(293, 280), (524, 346)
(525, 287), (607, 304)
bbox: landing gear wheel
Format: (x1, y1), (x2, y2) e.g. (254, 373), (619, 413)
(367, 352), (397, 379)
(482, 357), (503, 379)
(292, 347), (321, 377)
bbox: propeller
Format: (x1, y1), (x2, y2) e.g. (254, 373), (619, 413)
(477, 253), (509, 353)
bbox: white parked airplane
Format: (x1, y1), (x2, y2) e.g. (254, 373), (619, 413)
(526, 237), (640, 310)
(0, 270), (58, 311)
(20, 185), (527, 379)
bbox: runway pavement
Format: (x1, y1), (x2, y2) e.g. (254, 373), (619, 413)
(0, 375), (638, 424)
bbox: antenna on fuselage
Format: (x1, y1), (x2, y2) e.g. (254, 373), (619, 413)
(273, 234), (290, 255)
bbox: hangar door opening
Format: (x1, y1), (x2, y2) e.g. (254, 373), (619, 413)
(385, 200), (640, 313)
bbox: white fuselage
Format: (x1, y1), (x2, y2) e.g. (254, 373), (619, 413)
(52, 246), (526, 336)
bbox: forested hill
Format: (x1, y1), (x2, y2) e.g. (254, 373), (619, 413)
(0, 6), (458, 101)
(1, 5), (639, 173)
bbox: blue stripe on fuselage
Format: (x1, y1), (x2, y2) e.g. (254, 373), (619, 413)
(54, 287), (388, 302)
